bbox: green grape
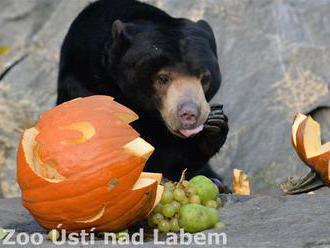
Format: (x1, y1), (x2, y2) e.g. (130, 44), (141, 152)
(116, 230), (128, 240)
(181, 196), (189, 205)
(152, 213), (164, 225)
(48, 229), (60, 241)
(164, 181), (175, 190)
(214, 222), (225, 229)
(161, 190), (174, 204)
(153, 203), (163, 213)
(216, 198), (222, 208)
(162, 204), (176, 218)
(172, 201), (181, 212)
(148, 215), (156, 227)
(205, 200), (218, 209)
(158, 220), (171, 233)
(185, 186), (196, 196)
(182, 180), (189, 188)
(170, 218), (180, 232)
(189, 194), (201, 204)
(173, 188), (185, 202)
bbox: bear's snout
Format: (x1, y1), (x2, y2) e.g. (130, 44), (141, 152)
(178, 102), (200, 129)
(156, 72), (211, 138)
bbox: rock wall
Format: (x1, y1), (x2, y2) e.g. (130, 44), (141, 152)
(0, 0), (329, 197)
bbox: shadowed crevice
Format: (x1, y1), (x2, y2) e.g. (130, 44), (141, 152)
(0, 54), (28, 81)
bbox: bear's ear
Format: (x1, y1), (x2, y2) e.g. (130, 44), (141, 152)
(103, 20), (134, 73)
(112, 20), (131, 41)
(197, 20), (213, 34)
(197, 20), (218, 58)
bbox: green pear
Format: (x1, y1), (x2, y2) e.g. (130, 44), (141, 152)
(179, 204), (220, 233)
(189, 175), (219, 204)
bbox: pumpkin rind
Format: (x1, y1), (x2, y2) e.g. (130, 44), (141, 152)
(307, 153), (330, 185)
(294, 115), (330, 185)
(17, 95), (162, 232)
(291, 113), (308, 163)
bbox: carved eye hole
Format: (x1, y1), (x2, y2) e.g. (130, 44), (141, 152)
(157, 74), (170, 85)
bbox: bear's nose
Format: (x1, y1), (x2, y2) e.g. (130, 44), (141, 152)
(178, 102), (200, 128)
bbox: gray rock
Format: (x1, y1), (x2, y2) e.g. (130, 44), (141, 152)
(0, 0), (330, 196)
(207, 0), (330, 192)
(0, 0), (91, 198)
(0, 0), (58, 47)
(311, 107), (330, 143)
(1, 190), (330, 247)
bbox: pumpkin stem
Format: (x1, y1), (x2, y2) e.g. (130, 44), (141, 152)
(280, 169), (325, 194)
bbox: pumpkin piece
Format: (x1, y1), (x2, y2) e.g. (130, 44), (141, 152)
(17, 95), (163, 232)
(123, 137), (154, 159)
(295, 115), (330, 185)
(233, 169), (250, 195)
(132, 172), (164, 213)
(152, 185), (164, 209)
(140, 172), (163, 184)
(291, 113), (307, 162)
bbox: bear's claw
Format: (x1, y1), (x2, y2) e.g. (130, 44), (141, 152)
(204, 104), (229, 135)
(211, 178), (232, 194)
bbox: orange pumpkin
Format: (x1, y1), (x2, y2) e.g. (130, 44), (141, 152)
(17, 95), (164, 232)
(291, 113), (330, 185)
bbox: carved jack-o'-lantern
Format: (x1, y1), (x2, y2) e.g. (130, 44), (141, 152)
(17, 95), (163, 232)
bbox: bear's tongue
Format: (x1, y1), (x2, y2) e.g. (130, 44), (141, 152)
(179, 125), (204, 137)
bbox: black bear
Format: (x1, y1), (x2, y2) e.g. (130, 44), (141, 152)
(57, 0), (229, 189)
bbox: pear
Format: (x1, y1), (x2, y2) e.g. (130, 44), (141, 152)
(189, 175), (219, 204)
(179, 204), (220, 233)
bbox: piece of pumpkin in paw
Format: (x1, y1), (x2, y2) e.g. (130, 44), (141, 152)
(17, 95), (164, 232)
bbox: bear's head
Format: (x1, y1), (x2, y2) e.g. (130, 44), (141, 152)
(105, 19), (221, 138)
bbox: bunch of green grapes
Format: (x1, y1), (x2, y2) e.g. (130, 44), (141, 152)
(147, 179), (222, 232)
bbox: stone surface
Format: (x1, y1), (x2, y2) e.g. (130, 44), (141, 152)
(0, 0), (91, 198)
(0, 0), (330, 196)
(1, 189), (330, 247)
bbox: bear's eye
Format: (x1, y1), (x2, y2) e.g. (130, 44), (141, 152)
(201, 71), (211, 86)
(157, 74), (170, 85)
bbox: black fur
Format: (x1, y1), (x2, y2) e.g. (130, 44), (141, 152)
(57, 0), (229, 186)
